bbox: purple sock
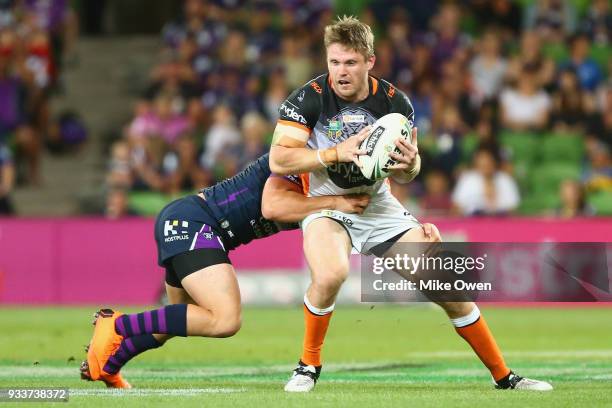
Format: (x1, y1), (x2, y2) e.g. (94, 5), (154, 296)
(103, 334), (160, 374)
(115, 304), (188, 337)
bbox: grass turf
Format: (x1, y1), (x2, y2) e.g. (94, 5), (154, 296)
(0, 305), (611, 407)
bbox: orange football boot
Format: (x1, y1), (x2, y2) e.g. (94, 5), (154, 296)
(80, 308), (132, 389)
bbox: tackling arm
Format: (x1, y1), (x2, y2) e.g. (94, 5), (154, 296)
(261, 176), (370, 223)
(261, 176), (337, 222)
(268, 135), (338, 176)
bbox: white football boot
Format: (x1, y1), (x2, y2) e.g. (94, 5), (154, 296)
(495, 372), (553, 391)
(284, 361), (321, 392)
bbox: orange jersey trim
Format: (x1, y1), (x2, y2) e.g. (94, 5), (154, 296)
(300, 173), (310, 195)
(370, 76), (378, 95)
(277, 119), (310, 133)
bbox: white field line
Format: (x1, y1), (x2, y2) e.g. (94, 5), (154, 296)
(1, 350), (611, 379)
(69, 388), (245, 397)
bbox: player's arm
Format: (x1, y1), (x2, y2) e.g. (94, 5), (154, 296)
(268, 86), (369, 175)
(261, 176), (370, 223)
(387, 127), (421, 184)
(269, 127), (370, 175)
(387, 91), (421, 183)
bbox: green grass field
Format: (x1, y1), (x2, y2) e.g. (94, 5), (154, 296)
(1, 306), (611, 407)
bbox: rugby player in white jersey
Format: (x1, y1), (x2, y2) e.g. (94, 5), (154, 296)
(267, 16), (552, 393)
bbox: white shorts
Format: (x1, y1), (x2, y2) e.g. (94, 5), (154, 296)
(301, 192), (421, 255)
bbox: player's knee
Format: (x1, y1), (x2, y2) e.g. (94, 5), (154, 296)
(212, 313), (242, 338)
(312, 267), (348, 294)
(428, 224), (442, 243)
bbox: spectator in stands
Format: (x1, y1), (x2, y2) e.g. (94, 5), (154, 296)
(582, 141), (612, 193)
(22, 0), (78, 85)
(0, 1), (16, 30)
(105, 187), (134, 220)
(0, 39), (41, 185)
(409, 76), (434, 137)
(421, 168), (452, 216)
(431, 105), (465, 177)
(0, 142), (14, 214)
(505, 30), (556, 89)
(500, 66), (551, 131)
(586, 86), (611, 152)
(128, 94), (192, 146)
(226, 111), (269, 172)
(200, 103), (240, 176)
(433, 60), (474, 129)
(162, 0), (226, 55)
(107, 140), (133, 189)
(556, 179), (593, 218)
(524, 0), (576, 43)
(472, 0), (522, 39)
(129, 135), (165, 192)
(384, 7), (412, 67)
(280, 32), (313, 90)
(429, 3), (471, 77)
(469, 28), (508, 106)
(262, 66), (288, 122)
(396, 42), (432, 91)
(551, 68), (595, 133)
(144, 55), (199, 112)
(245, 2), (280, 67)
(472, 112), (506, 167)
(561, 33), (603, 92)
(163, 134), (209, 194)
(452, 147), (520, 216)
(580, 0), (611, 45)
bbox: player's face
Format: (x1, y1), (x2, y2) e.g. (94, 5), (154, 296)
(326, 43), (375, 102)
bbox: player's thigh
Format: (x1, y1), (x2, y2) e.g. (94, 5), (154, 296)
(303, 217), (352, 281)
(393, 223), (441, 244)
(165, 283), (196, 305)
(382, 223), (442, 260)
(180, 263), (241, 315)
(169, 249), (241, 315)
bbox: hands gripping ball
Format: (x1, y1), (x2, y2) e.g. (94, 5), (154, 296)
(358, 113), (413, 180)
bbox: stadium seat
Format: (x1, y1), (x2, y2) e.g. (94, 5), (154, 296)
(512, 160), (533, 194)
(128, 192), (176, 216)
(590, 44), (612, 71)
(500, 131), (539, 165)
(460, 132), (479, 164)
(540, 133), (585, 165)
(587, 191), (612, 216)
(542, 43), (569, 64)
(531, 163), (582, 195)
(518, 192), (559, 215)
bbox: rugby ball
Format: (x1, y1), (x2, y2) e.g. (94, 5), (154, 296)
(358, 113), (413, 180)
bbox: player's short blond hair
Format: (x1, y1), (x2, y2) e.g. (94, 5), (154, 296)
(324, 16), (374, 59)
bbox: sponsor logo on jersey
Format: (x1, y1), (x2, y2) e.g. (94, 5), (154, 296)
(342, 114), (366, 123)
(321, 210), (354, 227)
(387, 86), (395, 98)
(297, 90), (305, 102)
(327, 162), (376, 188)
(310, 81), (322, 94)
(327, 120), (342, 140)
(365, 126), (385, 156)
(280, 103), (307, 125)
(164, 220), (190, 242)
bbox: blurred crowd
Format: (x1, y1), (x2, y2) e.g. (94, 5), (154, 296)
(0, 0), (79, 215)
(101, 0), (611, 218)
